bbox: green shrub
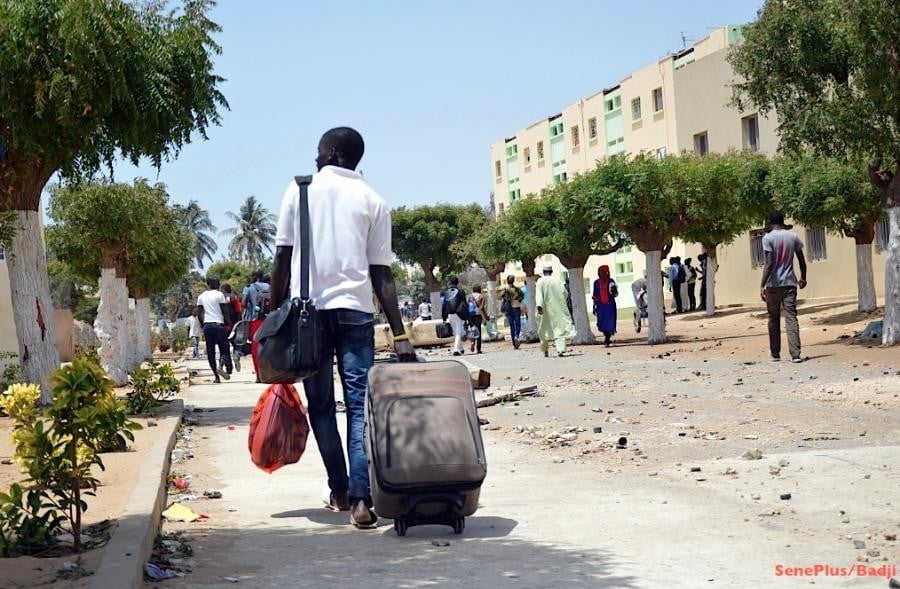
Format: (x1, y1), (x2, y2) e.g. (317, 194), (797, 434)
(72, 297), (100, 324)
(0, 353), (23, 410)
(72, 342), (101, 366)
(157, 327), (172, 352)
(0, 360), (141, 554)
(170, 325), (189, 353)
(126, 361), (181, 415)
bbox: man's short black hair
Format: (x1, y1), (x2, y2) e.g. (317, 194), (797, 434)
(769, 210), (786, 226)
(252, 269), (263, 282)
(448, 276), (459, 287)
(319, 127), (365, 169)
(207, 276), (220, 290)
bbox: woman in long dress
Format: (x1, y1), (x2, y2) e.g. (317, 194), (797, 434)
(592, 265), (618, 347)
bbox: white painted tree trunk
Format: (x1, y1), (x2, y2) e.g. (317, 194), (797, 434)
(705, 249), (718, 317)
(95, 268), (130, 385)
(645, 250), (667, 344)
(6, 211), (59, 403)
(855, 242), (877, 313)
(135, 298), (152, 362)
(883, 207), (900, 345)
(485, 279), (498, 318)
(567, 267), (595, 345)
(126, 298), (138, 370)
(521, 275), (539, 342)
(429, 291), (441, 318)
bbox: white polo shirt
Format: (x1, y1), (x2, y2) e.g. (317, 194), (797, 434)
(275, 166), (392, 313)
(197, 289), (226, 324)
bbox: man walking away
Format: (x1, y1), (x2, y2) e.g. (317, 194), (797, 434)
(468, 284), (489, 354)
(270, 127), (416, 529)
(220, 283), (243, 372)
(195, 277), (232, 382)
(536, 266), (576, 357)
(417, 298), (432, 321)
(760, 211), (807, 363)
(500, 274), (524, 349)
(684, 258), (698, 311)
(242, 269), (270, 321)
(442, 276), (468, 356)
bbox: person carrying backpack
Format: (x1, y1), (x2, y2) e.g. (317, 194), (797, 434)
(242, 269), (271, 320)
(467, 284), (490, 354)
(441, 276), (468, 356)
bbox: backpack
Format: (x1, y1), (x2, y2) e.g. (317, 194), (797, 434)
(446, 287), (469, 319)
(467, 294), (478, 317)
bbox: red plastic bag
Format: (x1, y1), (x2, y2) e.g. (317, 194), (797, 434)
(248, 384), (310, 473)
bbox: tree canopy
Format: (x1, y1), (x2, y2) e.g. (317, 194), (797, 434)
(392, 204), (488, 290)
(175, 200), (218, 269)
(220, 196), (277, 267)
(0, 0), (227, 209)
(206, 260), (253, 289)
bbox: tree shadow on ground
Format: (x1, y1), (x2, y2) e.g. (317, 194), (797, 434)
(168, 518), (639, 588)
(808, 308), (881, 326)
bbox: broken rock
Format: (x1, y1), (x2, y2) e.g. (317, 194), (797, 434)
(742, 449), (763, 460)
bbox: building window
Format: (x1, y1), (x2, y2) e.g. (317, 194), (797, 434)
(494, 160), (501, 179)
(550, 122), (564, 137)
(876, 219), (890, 252)
(656, 147), (666, 160)
(693, 132), (709, 156)
(588, 117), (597, 139)
(537, 141), (545, 161)
(806, 227), (827, 261)
(523, 147), (531, 165)
(498, 203), (505, 216)
(615, 261), (634, 275)
(553, 172), (568, 185)
(509, 189), (521, 202)
(631, 97), (642, 120)
(750, 229), (766, 268)
(742, 114), (760, 151)
(652, 88), (664, 112)
(571, 126), (580, 149)
(505, 144), (518, 157)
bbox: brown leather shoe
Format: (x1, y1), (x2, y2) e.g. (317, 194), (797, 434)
(324, 490), (350, 512)
(350, 499), (377, 529)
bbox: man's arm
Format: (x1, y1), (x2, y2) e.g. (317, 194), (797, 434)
(760, 251), (774, 301)
(194, 305), (204, 325)
(270, 246), (293, 308)
(370, 265), (416, 361)
(796, 250), (808, 289)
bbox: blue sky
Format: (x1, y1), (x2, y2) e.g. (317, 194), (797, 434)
(112, 0), (764, 261)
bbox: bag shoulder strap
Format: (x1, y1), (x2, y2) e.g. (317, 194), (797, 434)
(294, 175), (314, 302)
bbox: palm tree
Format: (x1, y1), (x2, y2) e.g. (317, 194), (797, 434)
(176, 200), (218, 269)
(220, 196), (277, 266)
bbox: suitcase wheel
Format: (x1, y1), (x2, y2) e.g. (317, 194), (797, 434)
(452, 517), (465, 535)
(394, 519), (408, 537)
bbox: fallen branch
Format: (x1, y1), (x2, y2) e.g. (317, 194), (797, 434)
(477, 387), (539, 408)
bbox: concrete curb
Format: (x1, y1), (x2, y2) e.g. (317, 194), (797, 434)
(90, 399), (183, 589)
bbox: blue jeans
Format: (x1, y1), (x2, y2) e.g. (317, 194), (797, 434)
(506, 308), (522, 341)
(302, 309), (375, 501)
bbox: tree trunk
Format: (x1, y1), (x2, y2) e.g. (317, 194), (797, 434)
(95, 268), (129, 385)
(855, 242), (877, 313)
(485, 279), (498, 318)
(703, 243), (719, 317)
(421, 264), (442, 318)
(126, 298), (138, 370)
(566, 267), (595, 345)
(645, 250), (667, 344)
(883, 206), (900, 345)
(5, 210), (59, 402)
(135, 298), (152, 362)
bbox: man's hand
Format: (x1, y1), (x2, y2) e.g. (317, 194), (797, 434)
(760, 287), (767, 302)
(798, 278), (807, 289)
(394, 340), (417, 362)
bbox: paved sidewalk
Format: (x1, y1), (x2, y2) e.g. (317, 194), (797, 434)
(161, 358), (899, 588)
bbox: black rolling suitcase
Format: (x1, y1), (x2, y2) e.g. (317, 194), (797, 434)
(365, 360), (487, 536)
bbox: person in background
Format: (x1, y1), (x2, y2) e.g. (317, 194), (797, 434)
(242, 269), (270, 321)
(536, 266), (576, 357)
(468, 284), (489, 354)
(189, 309), (202, 359)
(195, 276), (232, 383)
(631, 274), (648, 333)
(592, 265), (618, 347)
(500, 274), (524, 349)
(684, 258), (698, 311)
(442, 276), (467, 356)
(667, 257), (685, 314)
(219, 284), (243, 372)
(760, 210), (808, 363)
(697, 253), (708, 312)
(418, 298), (432, 321)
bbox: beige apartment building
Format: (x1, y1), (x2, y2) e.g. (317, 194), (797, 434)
(490, 26), (886, 310)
